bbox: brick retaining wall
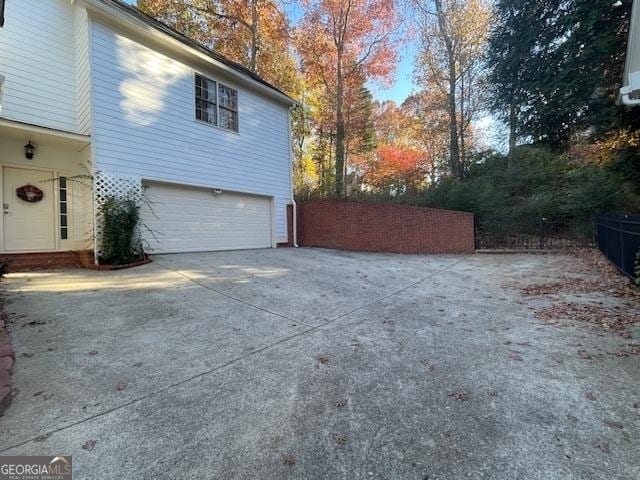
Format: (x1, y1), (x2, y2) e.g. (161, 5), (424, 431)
(297, 200), (475, 254)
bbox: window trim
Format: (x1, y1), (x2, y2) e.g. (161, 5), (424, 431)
(194, 72), (239, 133)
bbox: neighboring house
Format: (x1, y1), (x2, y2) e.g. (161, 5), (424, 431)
(620, 0), (640, 105)
(0, 0), (297, 261)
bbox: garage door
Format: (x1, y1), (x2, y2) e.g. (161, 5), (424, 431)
(140, 182), (272, 253)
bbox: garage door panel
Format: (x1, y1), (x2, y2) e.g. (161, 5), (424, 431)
(140, 182), (272, 253)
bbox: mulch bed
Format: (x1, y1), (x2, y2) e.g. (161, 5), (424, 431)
(85, 255), (152, 271)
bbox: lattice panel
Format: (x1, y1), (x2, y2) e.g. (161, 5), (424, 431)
(94, 170), (142, 206)
(94, 170), (143, 257)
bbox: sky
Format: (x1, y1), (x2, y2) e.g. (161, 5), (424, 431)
(372, 43), (419, 104)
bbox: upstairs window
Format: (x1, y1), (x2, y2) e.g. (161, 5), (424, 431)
(195, 74), (217, 126)
(195, 73), (238, 132)
(218, 84), (238, 131)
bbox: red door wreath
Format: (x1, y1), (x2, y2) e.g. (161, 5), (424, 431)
(16, 184), (44, 203)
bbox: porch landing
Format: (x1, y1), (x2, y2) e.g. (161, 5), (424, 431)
(0, 251), (93, 273)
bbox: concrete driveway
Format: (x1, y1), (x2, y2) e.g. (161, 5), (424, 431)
(0, 248), (638, 479)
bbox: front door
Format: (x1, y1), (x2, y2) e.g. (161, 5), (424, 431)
(3, 167), (55, 251)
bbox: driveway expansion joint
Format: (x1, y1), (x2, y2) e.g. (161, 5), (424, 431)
(162, 266), (318, 329)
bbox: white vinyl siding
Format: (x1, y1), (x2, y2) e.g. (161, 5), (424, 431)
(74, 6), (91, 135)
(89, 20), (292, 242)
(141, 182), (272, 253)
(0, 0), (79, 132)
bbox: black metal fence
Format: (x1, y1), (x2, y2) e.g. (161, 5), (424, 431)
(475, 216), (595, 250)
(596, 213), (640, 280)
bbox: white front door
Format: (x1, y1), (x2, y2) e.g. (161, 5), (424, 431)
(3, 167), (56, 251)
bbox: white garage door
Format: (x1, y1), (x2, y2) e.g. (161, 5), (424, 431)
(140, 182), (272, 253)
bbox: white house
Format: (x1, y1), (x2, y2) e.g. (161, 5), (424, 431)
(0, 0), (297, 263)
(620, 0), (640, 105)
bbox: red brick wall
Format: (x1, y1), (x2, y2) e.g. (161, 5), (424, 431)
(297, 200), (475, 254)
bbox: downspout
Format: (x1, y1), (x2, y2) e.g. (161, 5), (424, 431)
(288, 105), (299, 247)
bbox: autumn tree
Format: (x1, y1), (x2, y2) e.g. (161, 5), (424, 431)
(414, 0), (492, 178)
(295, 0), (399, 197)
(347, 87), (377, 159)
(138, 0), (298, 93)
(403, 92), (449, 182)
(350, 99), (440, 194)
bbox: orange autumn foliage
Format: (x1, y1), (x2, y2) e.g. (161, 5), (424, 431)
(357, 145), (428, 191)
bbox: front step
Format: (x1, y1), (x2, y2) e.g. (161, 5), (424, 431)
(0, 251), (94, 273)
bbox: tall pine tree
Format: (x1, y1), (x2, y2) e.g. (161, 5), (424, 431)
(487, 0), (635, 148)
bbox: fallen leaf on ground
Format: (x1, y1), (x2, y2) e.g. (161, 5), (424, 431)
(34, 433), (52, 442)
(513, 250), (640, 334)
(82, 439), (97, 452)
(422, 360), (435, 372)
(507, 351), (523, 361)
(535, 302), (638, 332)
(592, 440), (609, 454)
(447, 391), (469, 401)
(335, 434), (348, 445)
(603, 420), (623, 430)
(578, 350), (592, 360)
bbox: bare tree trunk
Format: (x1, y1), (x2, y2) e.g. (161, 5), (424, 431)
(249, 0), (259, 72)
(459, 67), (466, 177)
(508, 101), (517, 164)
(327, 131), (334, 197)
(335, 49), (346, 198)
(434, 0), (460, 179)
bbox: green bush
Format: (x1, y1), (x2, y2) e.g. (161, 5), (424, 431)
(97, 195), (143, 265)
(419, 146), (640, 235)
